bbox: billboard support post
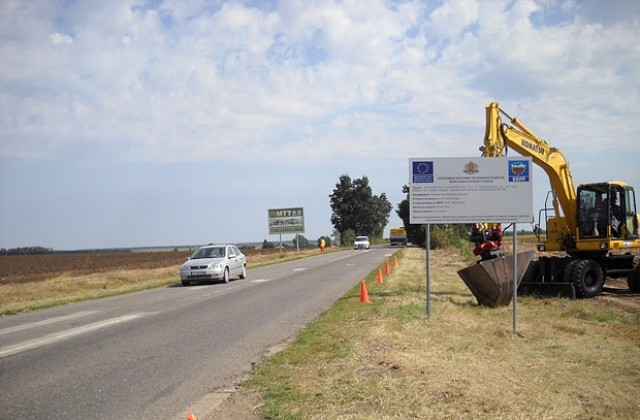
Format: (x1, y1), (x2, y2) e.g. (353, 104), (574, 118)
(409, 157), (533, 331)
(426, 224), (431, 320)
(268, 208), (305, 254)
(513, 225), (518, 333)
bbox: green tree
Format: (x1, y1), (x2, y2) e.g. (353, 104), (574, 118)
(0, 246), (53, 255)
(341, 229), (356, 246)
(397, 185), (426, 247)
(329, 175), (392, 240)
(293, 235), (309, 248)
(371, 192), (393, 239)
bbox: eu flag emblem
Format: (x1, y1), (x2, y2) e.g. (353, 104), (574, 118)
(413, 161), (434, 183)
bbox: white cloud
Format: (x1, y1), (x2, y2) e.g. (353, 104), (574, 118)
(1, 0), (639, 165)
(50, 31), (73, 44)
(3, 0), (640, 250)
(428, 0), (479, 40)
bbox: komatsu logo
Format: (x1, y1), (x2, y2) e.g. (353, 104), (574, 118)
(521, 139), (545, 155)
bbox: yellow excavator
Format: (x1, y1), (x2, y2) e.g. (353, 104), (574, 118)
(459, 101), (640, 302)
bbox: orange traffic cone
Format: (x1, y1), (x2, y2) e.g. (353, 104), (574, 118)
(385, 260), (391, 275)
(187, 407), (198, 420)
(376, 268), (384, 284)
(393, 255), (398, 267)
(360, 281), (371, 303)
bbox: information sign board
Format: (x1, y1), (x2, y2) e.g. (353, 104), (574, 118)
(268, 207), (305, 234)
(409, 157), (533, 224)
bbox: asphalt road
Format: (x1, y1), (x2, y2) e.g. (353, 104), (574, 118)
(0, 247), (395, 420)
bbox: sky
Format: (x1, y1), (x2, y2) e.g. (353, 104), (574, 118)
(1, 0), (639, 250)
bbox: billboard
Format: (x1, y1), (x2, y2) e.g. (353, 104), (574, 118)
(409, 157), (533, 224)
(268, 207), (305, 234)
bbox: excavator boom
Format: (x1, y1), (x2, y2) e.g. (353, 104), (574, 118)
(483, 102), (577, 240)
(458, 101), (640, 304)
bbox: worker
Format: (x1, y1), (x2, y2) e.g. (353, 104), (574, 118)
(320, 237), (326, 252)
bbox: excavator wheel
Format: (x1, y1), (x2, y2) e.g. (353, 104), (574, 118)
(562, 259), (580, 283)
(570, 259), (604, 298)
(627, 256), (640, 293)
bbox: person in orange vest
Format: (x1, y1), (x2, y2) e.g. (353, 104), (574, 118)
(320, 237), (326, 252)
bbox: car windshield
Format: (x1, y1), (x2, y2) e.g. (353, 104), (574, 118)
(355, 236), (368, 241)
(191, 247), (225, 259)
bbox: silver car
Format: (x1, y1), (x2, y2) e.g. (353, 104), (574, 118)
(353, 236), (371, 250)
(180, 244), (247, 286)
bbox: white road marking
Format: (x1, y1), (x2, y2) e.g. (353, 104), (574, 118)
(293, 268), (307, 272)
(0, 313), (155, 358)
(0, 311), (98, 336)
(251, 279), (271, 283)
(181, 284), (241, 293)
(328, 252), (366, 263)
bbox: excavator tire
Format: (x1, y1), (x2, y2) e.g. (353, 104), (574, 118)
(562, 259), (580, 283)
(627, 256), (640, 293)
(570, 259), (604, 298)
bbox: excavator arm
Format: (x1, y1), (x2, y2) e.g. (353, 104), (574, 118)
(460, 101), (640, 303)
(481, 101), (577, 245)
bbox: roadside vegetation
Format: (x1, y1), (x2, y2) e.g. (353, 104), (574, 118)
(0, 247), (334, 316)
(3, 237), (639, 417)
(242, 246), (640, 419)
(329, 174), (393, 245)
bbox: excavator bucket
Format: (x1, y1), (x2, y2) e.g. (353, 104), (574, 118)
(457, 251), (534, 307)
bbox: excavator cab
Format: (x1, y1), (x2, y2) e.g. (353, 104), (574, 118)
(458, 101), (640, 302)
(577, 182), (639, 242)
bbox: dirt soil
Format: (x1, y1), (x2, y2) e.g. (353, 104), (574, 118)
(599, 277), (640, 314)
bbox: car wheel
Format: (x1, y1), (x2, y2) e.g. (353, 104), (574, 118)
(240, 264), (247, 279)
(223, 267), (230, 283)
(182, 280), (190, 287)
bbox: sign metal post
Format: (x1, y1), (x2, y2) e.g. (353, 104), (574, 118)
(409, 157), (533, 331)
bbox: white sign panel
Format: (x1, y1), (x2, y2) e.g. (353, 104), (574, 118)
(409, 157), (533, 224)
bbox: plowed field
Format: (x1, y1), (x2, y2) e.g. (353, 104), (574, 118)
(0, 252), (191, 284)
(0, 248), (275, 285)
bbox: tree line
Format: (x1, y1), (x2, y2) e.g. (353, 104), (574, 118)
(6, 178), (470, 254)
(329, 177), (468, 249)
(0, 247), (137, 255)
(0, 246), (54, 256)
(329, 174), (392, 246)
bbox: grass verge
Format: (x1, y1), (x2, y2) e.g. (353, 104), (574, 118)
(244, 247), (640, 419)
(0, 248), (334, 316)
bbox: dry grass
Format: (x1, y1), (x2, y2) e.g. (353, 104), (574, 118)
(4, 244), (639, 418)
(246, 247), (640, 419)
(0, 267), (178, 315)
(0, 247), (329, 315)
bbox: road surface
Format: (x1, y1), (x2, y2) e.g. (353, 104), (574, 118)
(0, 247), (394, 420)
